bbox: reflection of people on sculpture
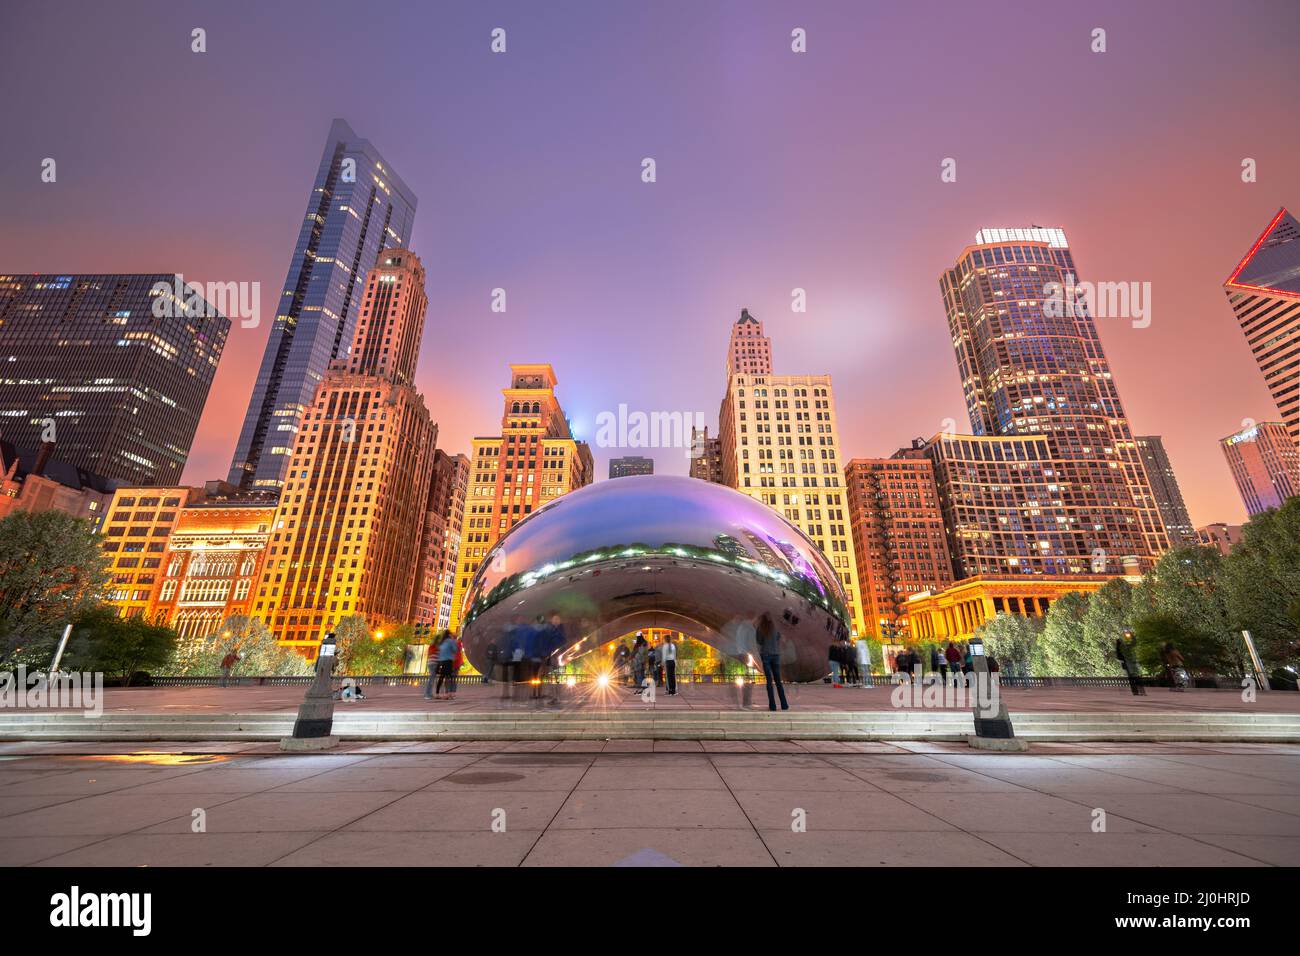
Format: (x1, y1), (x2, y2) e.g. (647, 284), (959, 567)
(755, 612), (789, 711)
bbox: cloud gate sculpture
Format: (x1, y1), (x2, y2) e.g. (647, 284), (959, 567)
(458, 475), (851, 682)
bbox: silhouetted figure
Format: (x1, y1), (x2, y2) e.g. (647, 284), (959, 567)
(756, 612), (789, 711)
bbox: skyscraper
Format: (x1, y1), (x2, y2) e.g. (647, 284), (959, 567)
(689, 426), (723, 483)
(1219, 421), (1298, 516)
(716, 311), (866, 635)
(228, 119), (417, 491)
(845, 454), (954, 640)
(1224, 208), (1300, 445)
(449, 364), (594, 631)
(0, 273), (228, 486)
(938, 227), (1169, 569)
(252, 250), (437, 649)
(609, 455), (654, 478)
(1135, 436), (1197, 547)
(416, 449), (470, 630)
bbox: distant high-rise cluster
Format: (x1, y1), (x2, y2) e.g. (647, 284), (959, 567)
(1135, 436), (1197, 548)
(609, 455), (654, 479)
(1219, 421), (1299, 516)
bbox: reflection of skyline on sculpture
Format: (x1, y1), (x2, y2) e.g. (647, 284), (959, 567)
(459, 476), (849, 681)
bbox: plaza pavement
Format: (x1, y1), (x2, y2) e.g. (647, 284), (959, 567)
(0, 737), (1297, 866)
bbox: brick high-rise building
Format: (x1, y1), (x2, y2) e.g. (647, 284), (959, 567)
(938, 226), (1169, 570)
(845, 454), (954, 640)
(416, 449), (470, 630)
(716, 311), (865, 635)
(689, 426), (723, 483)
(228, 119), (417, 491)
(1197, 522), (1243, 555)
(1223, 208), (1300, 445)
(1135, 436), (1197, 547)
(0, 273), (228, 486)
(449, 364), (594, 631)
(1220, 421), (1299, 516)
(252, 250), (437, 649)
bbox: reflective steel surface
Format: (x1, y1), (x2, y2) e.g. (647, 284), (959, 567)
(458, 475), (850, 682)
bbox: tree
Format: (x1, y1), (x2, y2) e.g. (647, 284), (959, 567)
(1132, 612), (1227, 676)
(171, 615), (311, 677)
(1219, 497), (1300, 668)
(334, 615), (410, 675)
(975, 613), (1042, 677)
(1038, 591), (1107, 675)
(0, 510), (109, 668)
(1139, 545), (1243, 673)
(64, 606), (178, 685)
(1078, 578), (1141, 677)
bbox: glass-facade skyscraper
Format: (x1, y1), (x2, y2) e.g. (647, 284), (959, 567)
(227, 119), (417, 490)
(933, 227), (1169, 575)
(0, 273), (228, 486)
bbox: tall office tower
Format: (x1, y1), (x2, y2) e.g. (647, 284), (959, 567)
(415, 449), (470, 630)
(449, 364), (594, 631)
(252, 251), (436, 650)
(228, 119), (417, 491)
(728, 308), (772, 375)
(1223, 208), (1300, 445)
(1220, 421), (1299, 516)
(844, 455), (954, 640)
(939, 227), (1168, 569)
(1135, 436), (1197, 546)
(717, 313), (864, 634)
(689, 426), (723, 483)
(609, 455), (654, 479)
(0, 273), (228, 486)
(100, 481), (277, 635)
(1197, 522), (1243, 556)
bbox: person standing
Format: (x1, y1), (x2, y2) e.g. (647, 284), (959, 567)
(828, 640), (843, 687)
(631, 633), (649, 692)
(434, 631), (459, 700)
(422, 641), (439, 700)
(220, 650), (239, 687)
(929, 645), (942, 680)
(756, 612), (789, 711)
(661, 634), (678, 695)
(944, 641), (962, 685)
(1116, 633), (1146, 696)
(840, 637), (859, 687)
(855, 638), (872, 688)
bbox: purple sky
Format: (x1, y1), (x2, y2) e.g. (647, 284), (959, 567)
(2, 0), (1298, 524)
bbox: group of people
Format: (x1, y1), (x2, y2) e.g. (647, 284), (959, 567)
(612, 631), (679, 695)
(884, 641), (1000, 684)
(422, 630), (464, 701)
(827, 635), (871, 687)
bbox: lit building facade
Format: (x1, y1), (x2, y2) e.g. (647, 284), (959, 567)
(1135, 436), (1197, 547)
(100, 486), (207, 619)
(0, 273), (228, 486)
(1223, 208), (1300, 445)
(845, 454), (954, 640)
(1220, 421), (1299, 516)
(252, 250), (436, 649)
(609, 455), (654, 479)
(228, 119), (417, 491)
(906, 575), (1119, 644)
(938, 226), (1169, 569)
(0, 441), (115, 532)
(716, 311), (865, 634)
(1197, 522), (1243, 556)
(728, 308), (772, 375)
(416, 449), (470, 630)
(449, 364), (594, 631)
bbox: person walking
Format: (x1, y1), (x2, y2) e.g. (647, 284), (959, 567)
(661, 633), (678, 695)
(220, 650), (239, 688)
(756, 612), (789, 711)
(1161, 641), (1186, 691)
(434, 631), (459, 700)
(631, 633), (649, 692)
(929, 645), (942, 681)
(1116, 632), (1146, 696)
(944, 641), (962, 686)
(422, 641), (439, 700)
(828, 639), (843, 687)
(854, 638), (871, 688)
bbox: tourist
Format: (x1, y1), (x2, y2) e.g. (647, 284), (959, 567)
(840, 637), (859, 686)
(662, 633), (678, 695)
(422, 642), (439, 700)
(219, 650), (239, 688)
(929, 645), (942, 679)
(828, 639), (843, 687)
(854, 638), (871, 688)
(1116, 633), (1146, 696)
(632, 632), (649, 692)
(434, 631), (459, 700)
(944, 641), (962, 685)
(756, 612), (789, 711)
(1161, 641), (1187, 691)
(483, 641), (499, 685)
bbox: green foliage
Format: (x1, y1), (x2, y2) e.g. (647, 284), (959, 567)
(1039, 591), (1112, 676)
(1218, 498), (1300, 667)
(169, 615), (311, 677)
(0, 510), (109, 667)
(1131, 612), (1227, 675)
(975, 613), (1042, 677)
(64, 606), (178, 685)
(1079, 578), (1140, 677)
(1138, 546), (1243, 673)
(334, 615), (409, 675)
